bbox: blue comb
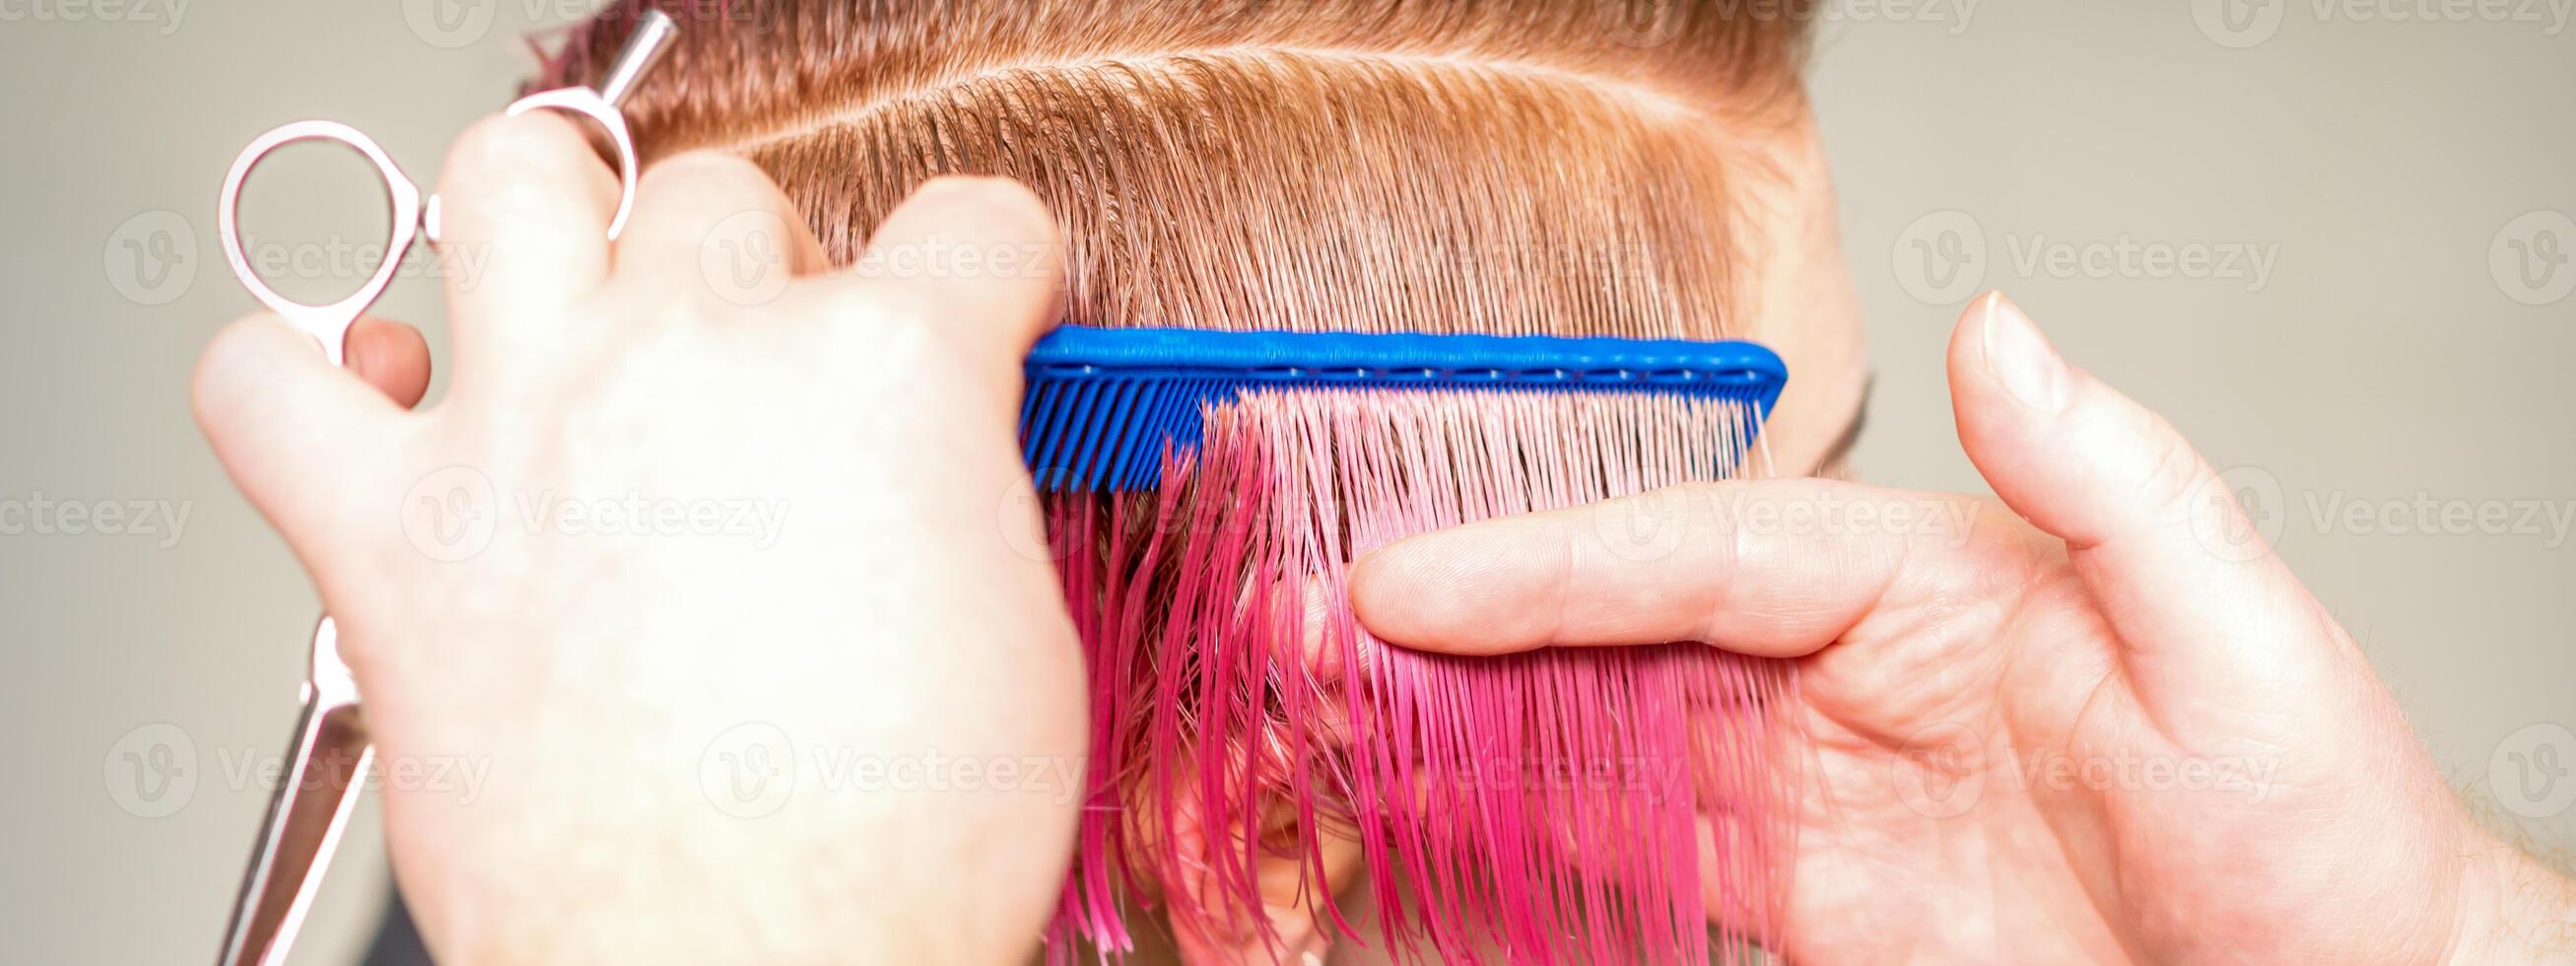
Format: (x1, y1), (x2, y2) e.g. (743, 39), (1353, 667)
(1019, 325), (1789, 492)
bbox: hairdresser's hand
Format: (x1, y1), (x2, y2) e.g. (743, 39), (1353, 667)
(192, 111), (1083, 964)
(1351, 293), (2574, 965)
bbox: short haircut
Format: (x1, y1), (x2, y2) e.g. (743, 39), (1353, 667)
(537, 3), (1819, 960)
(536, 0), (1815, 341)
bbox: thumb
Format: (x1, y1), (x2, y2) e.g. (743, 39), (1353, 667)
(1946, 291), (2344, 711)
(193, 312), (411, 564)
(837, 176), (1064, 392)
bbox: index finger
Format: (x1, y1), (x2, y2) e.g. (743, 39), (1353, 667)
(1347, 478), (2032, 657)
(432, 110), (620, 358)
(829, 177), (1064, 376)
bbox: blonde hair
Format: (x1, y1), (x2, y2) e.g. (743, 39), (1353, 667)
(537, 0), (1815, 340)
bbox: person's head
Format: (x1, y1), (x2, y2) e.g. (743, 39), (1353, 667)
(541, 2), (1858, 960)
(544, 0), (1862, 471)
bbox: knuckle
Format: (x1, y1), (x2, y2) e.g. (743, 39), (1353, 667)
(2135, 416), (2215, 526)
(192, 314), (266, 388)
(910, 175), (1058, 238)
(191, 314), (300, 420)
(444, 110), (584, 185)
(202, 312), (292, 367)
(643, 150), (773, 196)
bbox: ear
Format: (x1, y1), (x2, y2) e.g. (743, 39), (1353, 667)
(1164, 779), (1363, 966)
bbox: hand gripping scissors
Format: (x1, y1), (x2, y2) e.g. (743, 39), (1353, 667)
(211, 13), (676, 966)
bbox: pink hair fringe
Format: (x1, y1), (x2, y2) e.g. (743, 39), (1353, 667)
(1045, 389), (1796, 965)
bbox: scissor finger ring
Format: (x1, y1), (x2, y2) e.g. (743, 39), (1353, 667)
(215, 8), (675, 366)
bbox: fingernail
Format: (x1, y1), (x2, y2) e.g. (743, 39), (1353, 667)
(1978, 292), (2068, 412)
(1298, 930), (1330, 966)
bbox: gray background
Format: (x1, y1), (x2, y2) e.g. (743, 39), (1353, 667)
(3, 1), (2571, 962)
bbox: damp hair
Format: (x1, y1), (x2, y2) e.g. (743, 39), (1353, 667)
(534, 0), (1815, 341)
(534, 3), (1817, 963)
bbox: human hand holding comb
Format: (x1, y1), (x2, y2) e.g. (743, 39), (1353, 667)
(1353, 292), (2576, 964)
(192, 111), (1084, 963)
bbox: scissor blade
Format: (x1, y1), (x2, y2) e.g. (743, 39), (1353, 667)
(216, 695), (372, 966)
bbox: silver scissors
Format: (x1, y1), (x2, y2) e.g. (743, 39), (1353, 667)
(212, 12), (677, 966)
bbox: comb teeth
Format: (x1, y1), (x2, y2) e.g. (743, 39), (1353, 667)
(1020, 326), (1790, 491)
